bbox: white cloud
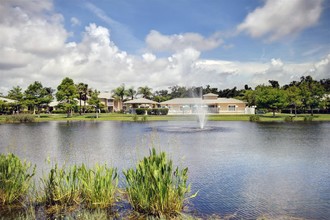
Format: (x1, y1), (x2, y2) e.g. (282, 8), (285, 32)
(146, 30), (223, 52)
(0, 0), (329, 95)
(237, 0), (323, 41)
(70, 17), (81, 26)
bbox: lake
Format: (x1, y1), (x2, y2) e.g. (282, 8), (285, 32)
(0, 120), (329, 219)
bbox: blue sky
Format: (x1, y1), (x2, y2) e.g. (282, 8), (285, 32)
(0, 0), (329, 93)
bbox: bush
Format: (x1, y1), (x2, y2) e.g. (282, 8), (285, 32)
(147, 108), (169, 115)
(51, 110), (66, 114)
(304, 116), (314, 121)
(249, 115), (260, 122)
(135, 108), (147, 115)
(284, 116), (294, 122)
(5, 114), (35, 123)
(0, 153), (35, 206)
(123, 148), (196, 218)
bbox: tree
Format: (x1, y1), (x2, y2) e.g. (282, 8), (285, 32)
(76, 83), (88, 115)
(112, 84), (127, 111)
(285, 85), (302, 117)
(138, 86), (153, 99)
(255, 85), (288, 117)
(7, 86), (24, 113)
(126, 86), (137, 100)
(242, 89), (257, 107)
(299, 79), (325, 116)
(268, 80), (280, 88)
(56, 77), (77, 117)
(24, 81), (53, 114)
(87, 89), (101, 118)
(169, 85), (189, 98)
(153, 89), (171, 102)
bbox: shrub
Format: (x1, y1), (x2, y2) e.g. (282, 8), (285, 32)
(123, 148), (196, 218)
(79, 164), (118, 209)
(284, 116), (294, 122)
(135, 108), (147, 115)
(249, 115), (260, 122)
(5, 114), (35, 123)
(51, 110), (66, 114)
(0, 153), (35, 206)
(147, 108), (169, 115)
(132, 114), (139, 122)
(304, 116), (314, 121)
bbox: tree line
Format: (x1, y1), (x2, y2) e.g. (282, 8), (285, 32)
(0, 75), (329, 116)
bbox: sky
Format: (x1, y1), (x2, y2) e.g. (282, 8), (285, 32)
(0, 0), (330, 94)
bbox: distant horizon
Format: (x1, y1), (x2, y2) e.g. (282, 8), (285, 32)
(0, 0), (329, 94)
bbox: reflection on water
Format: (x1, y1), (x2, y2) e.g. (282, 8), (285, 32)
(0, 121), (329, 219)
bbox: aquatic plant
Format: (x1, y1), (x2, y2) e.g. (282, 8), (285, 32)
(5, 114), (35, 123)
(0, 153), (35, 207)
(123, 148), (196, 218)
(79, 164), (118, 209)
(284, 116), (294, 122)
(40, 164), (81, 211)
(249, 115), (260, 122)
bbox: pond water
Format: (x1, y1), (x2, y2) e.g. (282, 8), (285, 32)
(0, 121), (330, 219)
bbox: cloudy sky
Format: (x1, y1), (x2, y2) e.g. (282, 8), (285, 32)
(0, 0), (329, 94)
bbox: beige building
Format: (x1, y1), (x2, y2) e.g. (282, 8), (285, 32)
(160, 93), (254, 114)
(98, 92), (123, 112)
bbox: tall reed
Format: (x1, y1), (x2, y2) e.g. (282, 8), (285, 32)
(123, 148), (196, 218)
(79, 164), (118, 209)
(0, 153), (35, 207)
(40, 164), (81, 210)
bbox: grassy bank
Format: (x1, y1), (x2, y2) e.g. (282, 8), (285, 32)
(1, 113), (330, 123)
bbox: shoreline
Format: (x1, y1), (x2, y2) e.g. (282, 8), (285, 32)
(1, 113), (330, 123)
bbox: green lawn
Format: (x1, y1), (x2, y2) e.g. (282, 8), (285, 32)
(1, 113), (330, 123)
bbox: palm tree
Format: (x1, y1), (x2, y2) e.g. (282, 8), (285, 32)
(112, 84), (127, 111)
(126, 86), (137, 100)
(138, 86), (153, 99)
(76, 83), (88, 114)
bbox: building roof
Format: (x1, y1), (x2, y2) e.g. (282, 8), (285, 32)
(99, 92), (113, 99)
(203, 93), (218, 97)
(161, 97), (246, 105)
(124, 98), (158, 104)
(0, 97), (17, 103)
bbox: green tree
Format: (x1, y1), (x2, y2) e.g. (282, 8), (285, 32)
(299, 79), (325, 116)
(255, 85), (288, 117)
(76, 83), (88, 115)
(112, 84), (127, 111)
(87, 89), (101, 118)
(56, 77), (77, 117)
(138, 86), (153, 99)
(126, 86), (137, 100)
(7, 86), (24, 113)
(24, 81), (53, 114)
(285, 85), (302, 117)
(242, 89), (257, 107)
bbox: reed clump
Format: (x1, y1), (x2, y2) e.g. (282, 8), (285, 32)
(0, 153), (35, 207)
(39, 164), (81, 212)
(123, 148), (196, 218)
(5, 114), (35, 123)
(79, 164), (118, 209)
(249, 115), (260, 122)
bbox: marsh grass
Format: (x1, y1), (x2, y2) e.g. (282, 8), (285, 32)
(39, 164), (81, 213)
(123, 148), (197, 218)
(0, 153), (35, 208)
(5, 114), (35, 123)
(79, 164), (118, 209)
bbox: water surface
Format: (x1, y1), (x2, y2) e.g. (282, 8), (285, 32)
(0, 121), (329, 219)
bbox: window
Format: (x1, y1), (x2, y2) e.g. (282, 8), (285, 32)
(228, 105), (236, 111)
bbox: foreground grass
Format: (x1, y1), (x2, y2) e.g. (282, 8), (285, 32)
(1, 113), (330, 123)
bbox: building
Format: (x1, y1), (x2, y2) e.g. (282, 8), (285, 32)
(160, 93), (254, 114)
(98, 92), (122, 112)
(124, 98), (158, 114)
